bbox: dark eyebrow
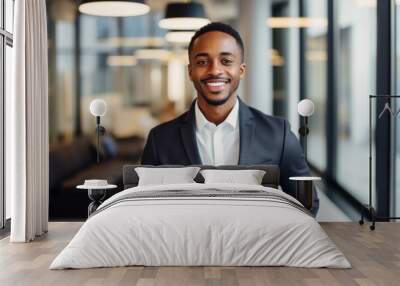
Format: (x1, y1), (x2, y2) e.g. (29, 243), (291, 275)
(194, 52), (236, 58)
(220, 52), (234, 57)
(194, 53), (209, 58)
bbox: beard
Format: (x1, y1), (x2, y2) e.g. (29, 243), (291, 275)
(196, 81), (240, 106)
(199, 91), (233, 106)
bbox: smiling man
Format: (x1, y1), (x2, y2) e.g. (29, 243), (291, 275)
(141, 22), (319, 214)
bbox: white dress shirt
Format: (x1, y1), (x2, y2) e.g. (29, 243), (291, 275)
(195, 99), (240, 165)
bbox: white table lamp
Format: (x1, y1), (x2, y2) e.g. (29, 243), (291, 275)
(90, 99), (107, 163)
(297, 99), (315, 161)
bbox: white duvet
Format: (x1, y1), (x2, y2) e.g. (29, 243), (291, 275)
(50, 183), (351, 269)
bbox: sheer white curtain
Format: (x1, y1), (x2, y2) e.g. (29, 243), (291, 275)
(7, 0), (49, 242)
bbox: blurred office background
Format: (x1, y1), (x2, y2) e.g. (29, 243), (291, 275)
(3, 0), (400, 223)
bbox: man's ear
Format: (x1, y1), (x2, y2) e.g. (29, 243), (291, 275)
(239, 63), (246, 79)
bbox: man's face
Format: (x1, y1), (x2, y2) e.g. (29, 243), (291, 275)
(188, 31), (246, 106)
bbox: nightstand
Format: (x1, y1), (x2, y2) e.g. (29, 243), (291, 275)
(76, 184), (117, 217)
(289, 176), (321, 210)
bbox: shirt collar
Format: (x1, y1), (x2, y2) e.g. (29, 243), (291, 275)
(195, 98), (239, 130)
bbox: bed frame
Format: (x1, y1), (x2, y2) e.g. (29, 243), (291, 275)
(123, 165), (280, 189)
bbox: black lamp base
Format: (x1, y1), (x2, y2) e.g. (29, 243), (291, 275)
(298, 126), (309, 136)
(95, 116), (106, 164)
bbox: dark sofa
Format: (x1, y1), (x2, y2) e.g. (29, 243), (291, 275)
(49, 136), (144, 220)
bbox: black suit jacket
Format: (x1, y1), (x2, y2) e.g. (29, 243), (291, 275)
(141, 97), (319, 214)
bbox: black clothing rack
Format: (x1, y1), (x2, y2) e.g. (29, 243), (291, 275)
(359, 95), (400, 230)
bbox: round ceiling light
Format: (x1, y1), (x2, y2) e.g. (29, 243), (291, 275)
(159, 2), (210, 30)
(165, 31), (195, 44)
(79, 0), (150, 17)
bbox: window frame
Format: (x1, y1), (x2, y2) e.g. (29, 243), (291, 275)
(302, 0), (395, 220)
(1, 0), (13, 231)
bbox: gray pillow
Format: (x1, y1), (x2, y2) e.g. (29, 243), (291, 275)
(200, 169), (266, 185)
(135, 167), (201, 186)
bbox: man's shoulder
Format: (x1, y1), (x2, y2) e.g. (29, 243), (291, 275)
(246, 105), (287, 127)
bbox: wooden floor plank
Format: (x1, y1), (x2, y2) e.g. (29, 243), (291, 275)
(0, 222), (399, 286)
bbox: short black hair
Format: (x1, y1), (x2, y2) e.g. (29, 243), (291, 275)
(188, 22), (244, 62)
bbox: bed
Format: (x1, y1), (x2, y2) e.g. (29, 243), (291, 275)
(50, 165), (350, 269)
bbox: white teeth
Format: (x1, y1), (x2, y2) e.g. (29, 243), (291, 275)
(207, 82), (225, 87)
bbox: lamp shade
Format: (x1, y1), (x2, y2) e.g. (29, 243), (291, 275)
(297, 99), (315, 117)
(159, 2), (210, 30)
(79, 0), (150, 17)
(90, 99), (107, 117)
(165, 30), (195, 44)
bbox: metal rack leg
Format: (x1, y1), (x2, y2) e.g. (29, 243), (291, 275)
(359, 204), (376, 230)
(359, 210), (364, 225)
(369, 206), (376, 231)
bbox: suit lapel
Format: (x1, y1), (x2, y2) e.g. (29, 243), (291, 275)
(238, 98), (255, 165)
(180, 101), (202, 164)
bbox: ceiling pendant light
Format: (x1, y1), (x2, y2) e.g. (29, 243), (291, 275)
(79, 0), (150, 17)
(165, 30), (195, 44)
(266, 17), (328, 28)
(159, 2), (210, 30)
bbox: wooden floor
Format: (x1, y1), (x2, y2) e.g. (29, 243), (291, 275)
(0, 222), (399, 286)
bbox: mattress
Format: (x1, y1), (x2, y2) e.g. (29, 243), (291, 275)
(50, 183), (351, 269)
